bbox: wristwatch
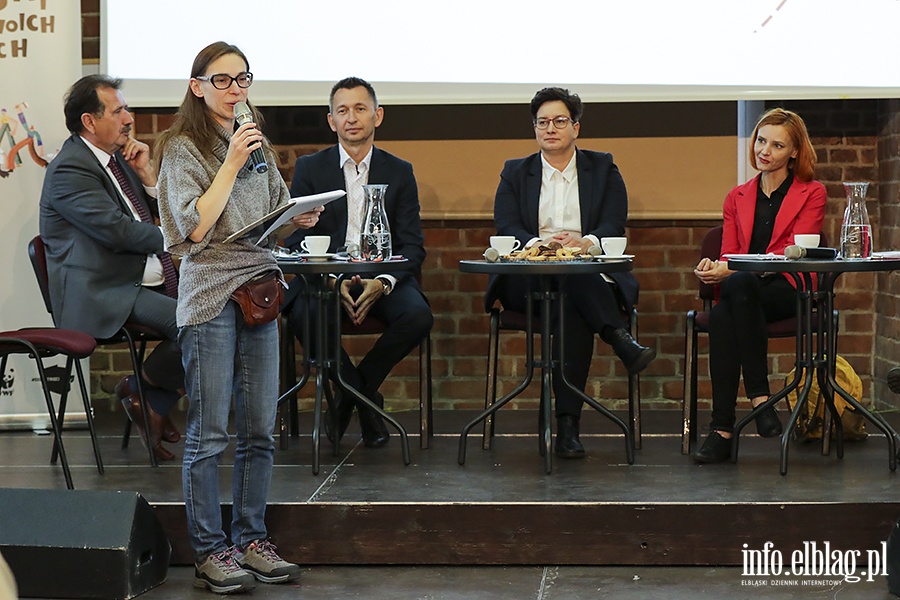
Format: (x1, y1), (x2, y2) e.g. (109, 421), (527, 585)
(378, 278), (392, 296)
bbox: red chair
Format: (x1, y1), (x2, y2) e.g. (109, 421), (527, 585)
(28, 236), (166, 466)
(0, 327), (101, 489)
(681, 226), (830, 454)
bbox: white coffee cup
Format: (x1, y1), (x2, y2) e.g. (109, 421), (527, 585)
(794, 234), (820, 248)
(601, 237), (628, 256)
(490, 236), (521, 255)
(300, 235), (331, 255)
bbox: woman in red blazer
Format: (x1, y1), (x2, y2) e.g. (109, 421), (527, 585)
(693, 108), (826, 463)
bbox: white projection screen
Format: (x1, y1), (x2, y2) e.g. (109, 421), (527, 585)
(103, 0), (900, 107)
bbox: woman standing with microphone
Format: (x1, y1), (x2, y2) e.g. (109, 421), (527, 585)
(692, 108), (826, 464)
(157, 41), (319, 593)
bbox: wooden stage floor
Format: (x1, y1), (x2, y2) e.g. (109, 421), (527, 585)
(2, 409), (899, 570)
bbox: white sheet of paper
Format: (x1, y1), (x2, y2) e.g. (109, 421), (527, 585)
(223, 189), (346, 244)
(722, 253), (787, 261)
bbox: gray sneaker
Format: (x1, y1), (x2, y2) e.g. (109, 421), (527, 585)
(236, 539), (301, 584)
(194, 547), (256, 594)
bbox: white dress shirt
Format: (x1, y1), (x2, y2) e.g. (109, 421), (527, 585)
(528, 151), (600, 250)
(339, 144), (373, 248)
(338, 145), (396, 290)
(533, 150), (606, 281)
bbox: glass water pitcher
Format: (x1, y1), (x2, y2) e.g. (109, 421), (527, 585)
(360, 184), (392, 261)
(839, 182), (872, 259)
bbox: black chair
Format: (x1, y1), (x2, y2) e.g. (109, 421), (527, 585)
(28, 236), (166, 467)
(0, 327), (101, 489)
(339, 313), (433, 449)
(681, 226), (832, 454)
(279, 311), (433, 451)
(482, 305), (643, 451)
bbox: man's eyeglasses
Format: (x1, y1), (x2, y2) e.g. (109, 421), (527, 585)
(195, 72), (254, 90)
(534, 116), (574, 130)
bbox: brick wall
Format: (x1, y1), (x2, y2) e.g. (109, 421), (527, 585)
(80, 3), (900, 416)
(91, 124), (892, 416)
(875, 100), (900, 403)
(800, 107), (880, 402)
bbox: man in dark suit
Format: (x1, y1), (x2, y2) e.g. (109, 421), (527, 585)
(283, 77), (433, 447)
(485, 87), (655, 458)
(39, 75), (183, 460)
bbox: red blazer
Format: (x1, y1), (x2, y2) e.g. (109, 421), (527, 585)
(720, 174), (827, 288)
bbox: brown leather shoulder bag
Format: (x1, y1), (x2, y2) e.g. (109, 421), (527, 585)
(230, 271), (284, 327)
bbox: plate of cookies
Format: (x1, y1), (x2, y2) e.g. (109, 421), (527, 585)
(503, 242), (594, 262)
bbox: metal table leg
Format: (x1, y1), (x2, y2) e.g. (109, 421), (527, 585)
(331, 274), (410, 466)
(555, 279), (634, 466)
(732, 273), (811, 474)
(460, 280), (537, 465)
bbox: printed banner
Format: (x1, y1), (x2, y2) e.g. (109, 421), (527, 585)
(0, 0), (82, 429)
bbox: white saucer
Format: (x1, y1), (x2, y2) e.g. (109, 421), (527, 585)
(300, 252), (335, 262)
(596, 254), (634, 261)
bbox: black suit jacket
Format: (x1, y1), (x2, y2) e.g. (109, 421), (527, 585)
(485, 148), (639, 310)
(283, 145), (426, 307)
(39, 134), (165, 338)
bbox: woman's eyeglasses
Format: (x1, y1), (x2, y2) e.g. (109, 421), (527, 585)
(195, 72), (254, 90)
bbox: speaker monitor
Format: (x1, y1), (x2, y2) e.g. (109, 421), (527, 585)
(0, 488), (171, 600)
(887, 518), (900, 595)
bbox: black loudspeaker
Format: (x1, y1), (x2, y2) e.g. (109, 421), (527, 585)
(0, 488), (171, 599)
(888, 518), (900, 596)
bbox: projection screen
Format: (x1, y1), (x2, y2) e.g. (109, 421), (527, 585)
(103, 0), (900, 107)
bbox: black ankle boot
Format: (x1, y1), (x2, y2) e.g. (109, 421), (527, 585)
(555, 415), (585, 458)
(754, 405), (783, 438)
(324, 389), (355, 444)
(359, 391), (389, 448)
(693, 431), (732, 463)
(606, 328), (656, 374)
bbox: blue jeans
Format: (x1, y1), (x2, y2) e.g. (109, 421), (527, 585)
(179, 301), (278, 561)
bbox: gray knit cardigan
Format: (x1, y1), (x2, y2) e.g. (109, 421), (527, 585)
(158, 127), (290, 327)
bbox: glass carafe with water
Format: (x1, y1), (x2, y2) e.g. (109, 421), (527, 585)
(840, 182), (872, 259)
(360, 184), (392, 261)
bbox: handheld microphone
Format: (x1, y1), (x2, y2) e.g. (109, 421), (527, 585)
(784, 245), (838, 260)
(233, 101), (268, 174)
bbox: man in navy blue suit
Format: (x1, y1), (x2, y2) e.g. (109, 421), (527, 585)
(283, 77), (433, 448)
(486, 87), (655, 458)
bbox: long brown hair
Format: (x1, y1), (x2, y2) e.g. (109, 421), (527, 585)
(156, 41), (270, 166)
(748, 108), (817, 182)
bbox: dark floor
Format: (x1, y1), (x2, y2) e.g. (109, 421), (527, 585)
(138, 564), (893, 599)
(3, 409), (900, 598)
